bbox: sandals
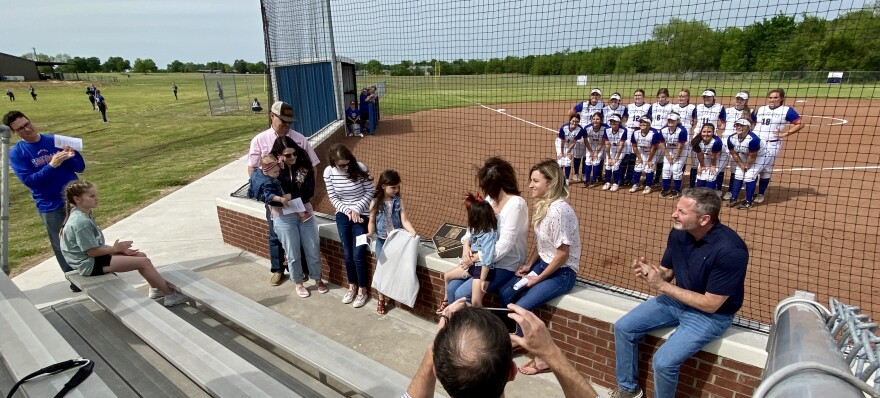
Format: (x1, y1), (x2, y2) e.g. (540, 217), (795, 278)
(518, 358), (551, 375)
(377, 300), (387, 315)
(435, 299), (448, 314)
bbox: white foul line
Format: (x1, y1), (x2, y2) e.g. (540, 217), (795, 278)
(454, 96), (556, 132)
(778, 165), (880, 172)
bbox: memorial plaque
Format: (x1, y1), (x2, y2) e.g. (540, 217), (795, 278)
(432, 223), (467, 258)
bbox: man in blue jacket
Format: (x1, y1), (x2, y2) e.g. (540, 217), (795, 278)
(3, 111), (85, 291)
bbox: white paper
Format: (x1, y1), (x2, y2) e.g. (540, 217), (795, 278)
(356, 234), (371, 247)
(281, 197), (306, 215)
(54, 135), (83, 151)
(513, 271), (539, 291)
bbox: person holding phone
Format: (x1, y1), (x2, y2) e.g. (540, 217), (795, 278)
(403, 298), (600, 398)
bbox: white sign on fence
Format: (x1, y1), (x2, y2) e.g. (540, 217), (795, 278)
(576, 75), (588, 86)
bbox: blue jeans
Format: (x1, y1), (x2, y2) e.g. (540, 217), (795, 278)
(446, 268), (516, 303)
(498, 259), (576, 311)
(273, 215), (322, 283)
(40, 208), (73, 273)
(614, 295), (733, 398)
(335, 212), (369, 287)
(265, 207), (285, 273)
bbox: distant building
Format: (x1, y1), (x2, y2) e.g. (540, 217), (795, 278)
(0, 52), (39, 81)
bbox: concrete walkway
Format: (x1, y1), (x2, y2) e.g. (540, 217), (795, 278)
(13, 155), (585, 398)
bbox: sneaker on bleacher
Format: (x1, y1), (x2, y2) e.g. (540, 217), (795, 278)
(164, 291), (188, 307)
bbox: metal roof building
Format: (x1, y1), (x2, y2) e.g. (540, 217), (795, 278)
(0, 52), (39, 81)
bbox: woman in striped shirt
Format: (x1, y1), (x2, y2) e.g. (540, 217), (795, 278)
(323, 144), (374, 308)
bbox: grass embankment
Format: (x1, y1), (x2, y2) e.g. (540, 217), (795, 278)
(2, 73), (267, 274)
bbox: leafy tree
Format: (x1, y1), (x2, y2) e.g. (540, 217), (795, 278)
(365, 59), (383, 74)
(167, 60), (185, 73)
(247, 61), (267, 74)
(133, 58), (157, 73)
(103, 56), (131, 72)
(232, 59), (250, 74)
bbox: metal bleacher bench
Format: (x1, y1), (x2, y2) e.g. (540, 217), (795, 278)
(67, 272), (303, 397)
(161, 266), (444, 398)
(0, 272), (114, 397)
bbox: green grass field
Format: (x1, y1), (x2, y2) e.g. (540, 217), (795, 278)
(362, 73), (880, 117)
(2, 73), (268, 275)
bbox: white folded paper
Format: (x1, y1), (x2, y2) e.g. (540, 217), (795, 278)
(513, 271), (539, 290)
(281, 197), (306, 215)
(356, 234), (371, 247)
(54, 135), (83, 151)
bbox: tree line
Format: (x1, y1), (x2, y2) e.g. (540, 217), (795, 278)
(19, 53), (266, 75)
(360, 8), (880, 76)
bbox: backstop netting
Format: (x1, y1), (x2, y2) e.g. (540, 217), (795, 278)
(261, 0), (880, 329)
(203, 73), (267, 115)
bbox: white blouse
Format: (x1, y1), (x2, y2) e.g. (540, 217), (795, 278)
(535, 199), (581, 272)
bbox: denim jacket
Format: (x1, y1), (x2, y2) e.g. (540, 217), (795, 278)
(375, 196), (402, 239)
(470, 230), (499, 268)
(248, 169), (284, 207)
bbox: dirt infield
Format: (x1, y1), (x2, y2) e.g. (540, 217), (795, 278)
(310, 96), (880, 325)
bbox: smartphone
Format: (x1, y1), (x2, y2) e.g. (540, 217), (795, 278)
(485, 307), (517, 333)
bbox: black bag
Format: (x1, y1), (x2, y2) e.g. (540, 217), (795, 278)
(5, 358), (94, 398)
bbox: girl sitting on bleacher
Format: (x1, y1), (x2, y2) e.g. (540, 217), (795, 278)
(60, 180), (188, 307)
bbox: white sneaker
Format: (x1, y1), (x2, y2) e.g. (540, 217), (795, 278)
(753, 194), (765, 204)
(629, 184), (640, 193)
(163, 291), (188, 307)
(342, 290), (355, 304)
(572, 175), (581, 182)
(723, 191), (732, 200)
(602, 182), (611, 190)
(610, 184), (619, 192)
(148, 288), (165, 299)
(352, 293), (368, 308)
(642, 186), (652, 195)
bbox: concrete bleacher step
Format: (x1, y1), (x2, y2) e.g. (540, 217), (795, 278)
(68, 273), (304, 397)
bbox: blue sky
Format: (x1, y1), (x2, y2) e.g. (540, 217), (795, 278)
(2, 0), (870, 67)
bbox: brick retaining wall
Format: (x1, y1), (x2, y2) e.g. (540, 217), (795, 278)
(218, 205), (762, 398)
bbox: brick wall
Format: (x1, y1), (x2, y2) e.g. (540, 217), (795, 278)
(218, 206), (762, 398)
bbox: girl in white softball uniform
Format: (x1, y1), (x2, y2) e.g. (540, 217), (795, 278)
(658, 113), (690, 198)
(601, 114), (628, 192)
(572, 112), (607, 187)
(719, 92), (752, 193)
(629, 116), (662, 194)
(750, 88), (803, 204)
(557, 114), (584, 183)
(691, 123), (727, 190)
(726, 118), (767, 209)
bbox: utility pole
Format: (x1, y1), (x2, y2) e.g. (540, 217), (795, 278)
(32, 47), (38, 61)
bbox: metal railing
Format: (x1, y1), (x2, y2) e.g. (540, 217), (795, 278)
(756, 291), (880, 398)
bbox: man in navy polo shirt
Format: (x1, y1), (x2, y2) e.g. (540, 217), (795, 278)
(610, 187), (748, 398)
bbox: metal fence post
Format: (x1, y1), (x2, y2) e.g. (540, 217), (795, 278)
(1, 125), (11, 275)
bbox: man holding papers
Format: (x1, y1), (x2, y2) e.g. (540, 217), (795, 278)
(3, 111), (85, 290)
